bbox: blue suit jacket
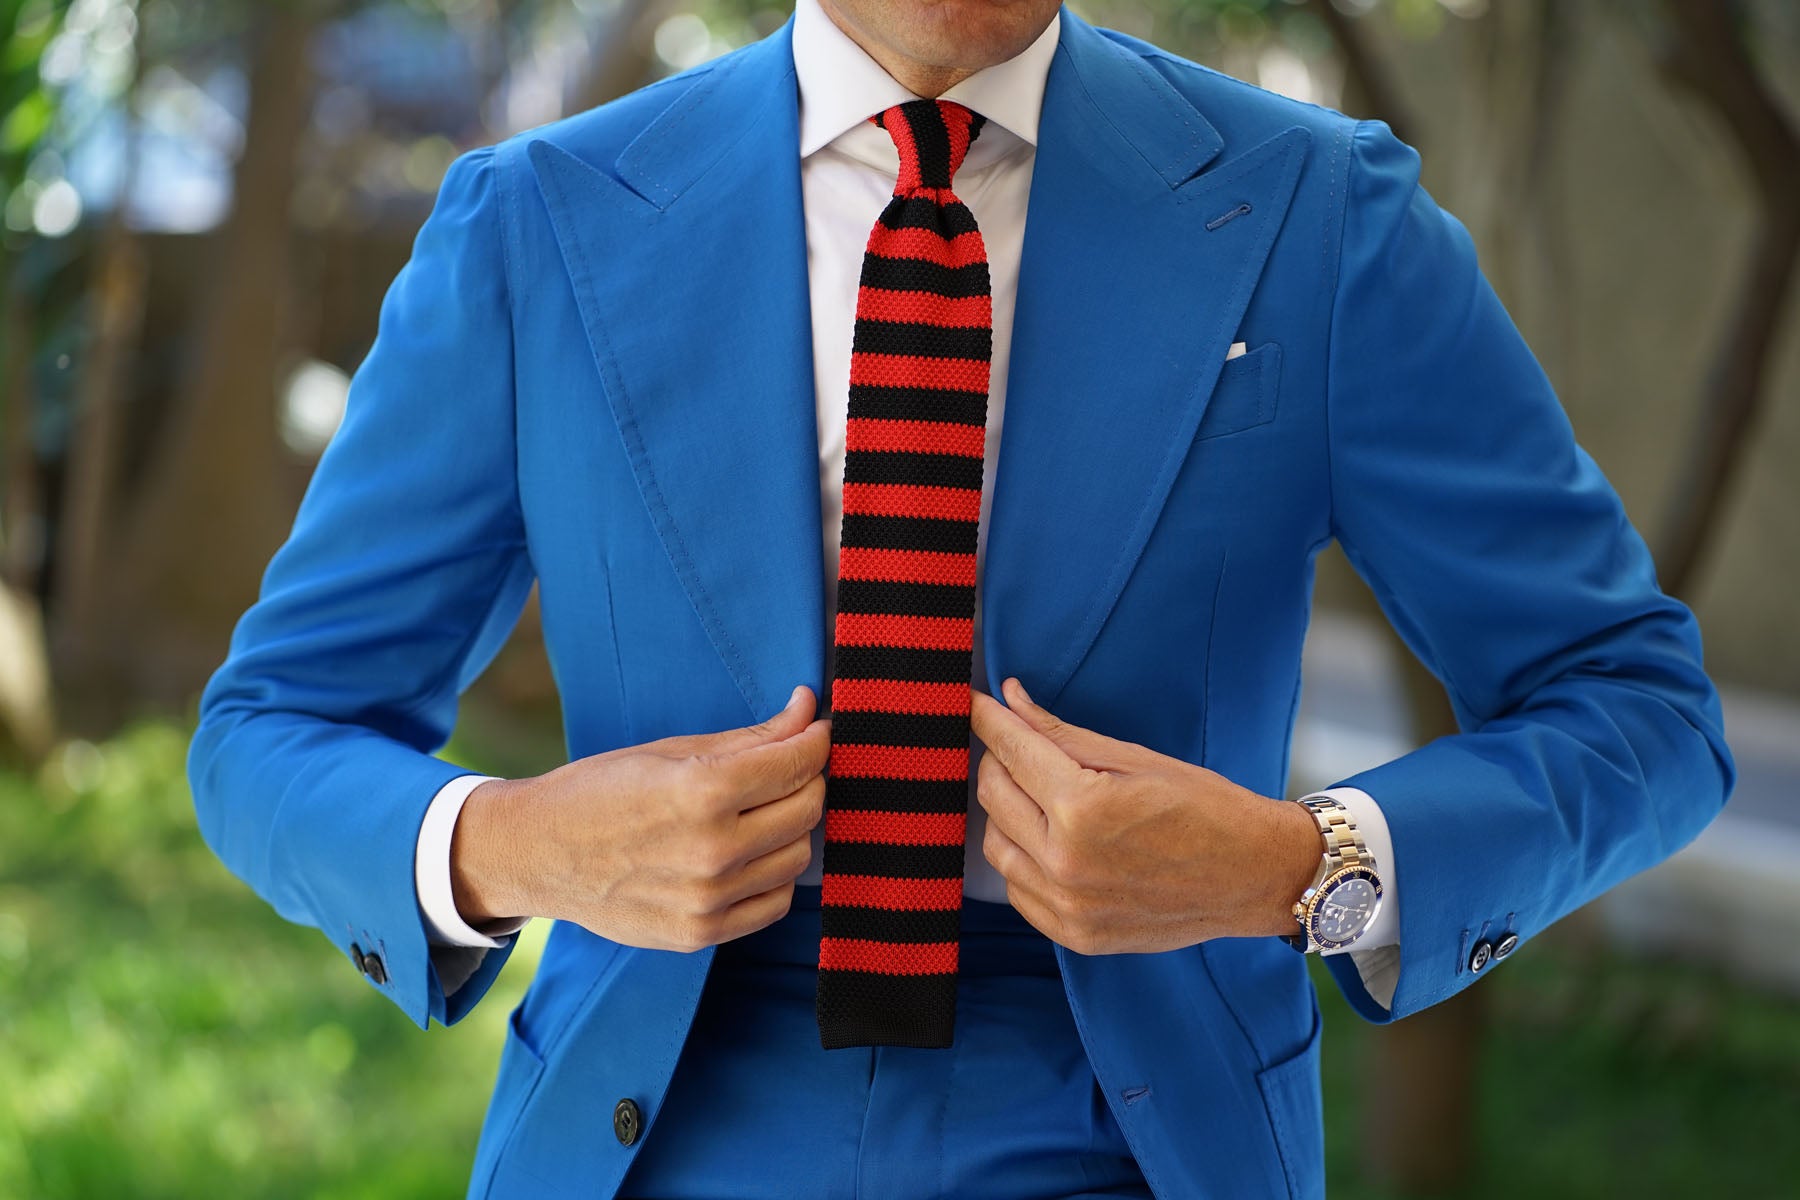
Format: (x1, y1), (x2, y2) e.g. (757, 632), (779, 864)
(189, 10), (1734, 1198)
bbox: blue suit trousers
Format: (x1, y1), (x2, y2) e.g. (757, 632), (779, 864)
(615, 885), (1153, 1200)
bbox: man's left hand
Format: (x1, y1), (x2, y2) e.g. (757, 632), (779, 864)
(968, 677), (1323, 955)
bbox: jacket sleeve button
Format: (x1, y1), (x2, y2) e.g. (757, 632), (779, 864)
(1494, 932), (1520, 961)
(613, 1098), (643, 1146)
(350, 942), (368, 974)
(363, 952), (389, 985)
(1468, 939), (1494, 974)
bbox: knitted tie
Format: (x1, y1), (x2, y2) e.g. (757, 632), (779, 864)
(816, 98), (992, 1051)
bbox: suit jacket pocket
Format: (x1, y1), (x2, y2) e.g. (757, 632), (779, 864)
(1255, 996), (1324, 1200)
(1195, 342), (1282, 441)
(472, 1004), (552, 1198)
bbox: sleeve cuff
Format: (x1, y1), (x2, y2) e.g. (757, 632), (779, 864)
(415, 773), (528, 949)
(1300, 785), (1399, 1010)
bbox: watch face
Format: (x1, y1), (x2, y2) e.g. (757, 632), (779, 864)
(1308, 867), (1383, 950)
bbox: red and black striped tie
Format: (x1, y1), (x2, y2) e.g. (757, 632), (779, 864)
(816, 98), (992, 1050)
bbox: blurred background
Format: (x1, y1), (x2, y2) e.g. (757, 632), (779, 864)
(1, 0), (1796, 1195)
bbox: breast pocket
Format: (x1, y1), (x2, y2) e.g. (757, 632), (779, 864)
(1194, 342), (1282, 441)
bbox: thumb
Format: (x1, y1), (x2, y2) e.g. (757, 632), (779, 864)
(1000, 677), (1136, 772)
(663, 685), (818, 758)
(745, 684), (817, 743)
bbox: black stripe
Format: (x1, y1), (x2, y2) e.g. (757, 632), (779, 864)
(823, 774), (969, 812)
(835, 580), (976, 620)
(844, 450), (984, 491)
(854, 319), (992, 361)
(879, 196), (979, 237)
(840, 514), (978, 555)
(821, 904), (963, 944)
(831, 643), (973, 684)
(848, 385), (988, 426)
(860, 257), (990, 299)
(830, 709), (970, 750)
(821, 841), (967, 878)
(817, 971), (959, 1049)
(902, 100), (954, 188)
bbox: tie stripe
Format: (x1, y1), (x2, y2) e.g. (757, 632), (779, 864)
(817, 98), (992, 1050)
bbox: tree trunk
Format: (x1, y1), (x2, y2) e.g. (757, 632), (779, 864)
(1653, 0), (1800, 601)
(49, 28), (148, 729)
(105, 3), (317, 714)
(2, 281), (42, 593)
(570, 0), (666, 116)
(1302, 0), (1415, 145)
(0, 283), (55, 761)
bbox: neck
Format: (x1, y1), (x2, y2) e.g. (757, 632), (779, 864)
(815, 0), (980, 98)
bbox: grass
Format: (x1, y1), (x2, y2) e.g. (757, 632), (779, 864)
(1, 717), (1795, 1197)
(0, 720), (550, 1199)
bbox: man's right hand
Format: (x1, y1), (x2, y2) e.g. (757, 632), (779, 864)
(449, 685), (831, 952)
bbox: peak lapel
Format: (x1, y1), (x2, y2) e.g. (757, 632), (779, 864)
(528, 23), (823, 722)
(982, 12), (1310, 709)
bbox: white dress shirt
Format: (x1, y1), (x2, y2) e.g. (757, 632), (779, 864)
(414, 0), (1402, 1007)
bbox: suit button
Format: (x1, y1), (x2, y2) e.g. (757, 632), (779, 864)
(1494, 933), (1520, 961)
(613, 1098), (643, 1146)
(1468, 939), (1494, 974)
(363, 952), (389, 985)
(350, 942), (368, 974)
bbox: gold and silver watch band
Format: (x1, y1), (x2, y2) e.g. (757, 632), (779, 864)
(1299, 794), (1369, 872)
(1283, 794), (1382, 954)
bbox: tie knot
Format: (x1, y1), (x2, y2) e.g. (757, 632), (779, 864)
(872, 98), (987, 195)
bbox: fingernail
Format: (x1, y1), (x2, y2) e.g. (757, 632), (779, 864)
(789, 684), (805, 707)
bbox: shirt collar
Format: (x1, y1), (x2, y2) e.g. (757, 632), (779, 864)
(792, 0), (1061, 160)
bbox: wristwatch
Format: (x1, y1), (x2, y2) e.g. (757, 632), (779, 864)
(1282, 795), (1384, 954)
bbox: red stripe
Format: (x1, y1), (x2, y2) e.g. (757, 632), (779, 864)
(822, 873), (964, 911)
(842, 483), (980, 521)
(846, 417), (985, 457)
(837, 546), (976, 587)
(851, 354), (989, 392)
(833, 613), (972, 651)
(866, 227), (988, 269)
(819, 936), (960, 975)
(855, 289), (992, 328)
(830, 678), (970, 715)
(831, 743), (970, 781)
(825, 810), (967, 846)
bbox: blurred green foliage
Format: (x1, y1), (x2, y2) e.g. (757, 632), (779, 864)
(1, 720), (1796, 1197)
(0, 720), (546, 1199)
(1311, 949), (1800, 1200)
(0, 0), (68, 191)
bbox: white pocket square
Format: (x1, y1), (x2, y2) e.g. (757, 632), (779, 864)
(1226, 341), (1248, 361)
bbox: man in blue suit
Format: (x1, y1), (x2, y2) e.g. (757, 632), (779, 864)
(189, 0), (1734, 1196)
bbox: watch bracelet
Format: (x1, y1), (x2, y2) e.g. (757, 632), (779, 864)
(1282, 795), (1374, 953)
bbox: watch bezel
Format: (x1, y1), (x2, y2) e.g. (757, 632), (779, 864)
(1298, 864), (1384, 952)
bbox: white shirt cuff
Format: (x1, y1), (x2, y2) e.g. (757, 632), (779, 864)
(1301, 785), (1400, 1010)
(416, 773), (528, 949)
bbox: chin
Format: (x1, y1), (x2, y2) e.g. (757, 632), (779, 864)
(853, 0), (1059, 72)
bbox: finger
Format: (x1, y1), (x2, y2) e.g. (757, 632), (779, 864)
(658, 685), (819, 758)
(733, 774), (826, 863)
(714, 878), (802, 943)
(722, 716), (833, 809)
(725, 828), (814, 899)
(975, 751), (1048, 861)
(982, 815), (1045, 893)
(969, 687), (1082, 799)
(999, 873), (1058, 937)
(999, 677), (1139, 772)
